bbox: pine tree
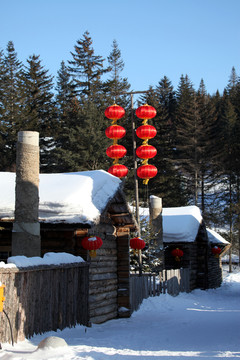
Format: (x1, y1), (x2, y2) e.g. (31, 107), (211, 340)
(53, 32), (112, 172)
(195, 79), (217, 216)
(51, 61), (77, 172)
(0, 41), (24, 170)
(55, 61), (76, 112)
(223, 70), (240, 266)
(0, 48), (7, 170)
(226, 67), (239, 106)
(22, 54), (56, 170)
(175, 75), (200, 204)
(105, 40), (130, 102)
(68, 31), (110, 99)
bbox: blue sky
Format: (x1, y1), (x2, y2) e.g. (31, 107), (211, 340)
(1, 0), (240, 96)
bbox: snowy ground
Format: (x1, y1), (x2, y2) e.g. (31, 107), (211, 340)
(0, 265), (239, 360)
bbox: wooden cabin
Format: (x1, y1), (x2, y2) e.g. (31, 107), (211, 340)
(162, 206), (230, 290)
(0, 170), (138, 324)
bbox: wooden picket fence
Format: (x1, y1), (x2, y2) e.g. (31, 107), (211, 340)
(130, 268), (190, 313)
(0, 262), (89, 344)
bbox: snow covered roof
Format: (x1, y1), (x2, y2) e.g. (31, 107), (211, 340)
(207, 228), (230, 245)
(0, 170), (122, 225)
(162, 205), (229, 245)
(163, 205), (202, 243)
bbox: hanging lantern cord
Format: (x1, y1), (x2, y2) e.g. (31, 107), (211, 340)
(144, 182), (149, 207)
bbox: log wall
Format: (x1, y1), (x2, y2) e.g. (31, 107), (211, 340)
(87, 224), (131, 324)
(87, 223), (118, 324)
(208, 254), (223, 288)
(0, 262), (89, 344)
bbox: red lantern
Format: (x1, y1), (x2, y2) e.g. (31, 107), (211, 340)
(211, 246), (222, 257)
(105, 104), (125, 121)
(106, 144), (127, 159)
(105, 125), (126, 140)
(108, 164), (128, 178)
(136, 145), (157, 159)
(130, 237), (146, 250)
(171, 248), (184, 261)
(136, 104), (157, 120)
(136, 125), (157, 140)
(137, 164), (157, 184)
(81, 236), (103, 257)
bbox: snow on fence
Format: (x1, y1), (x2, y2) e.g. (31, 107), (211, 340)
(0, 262), (89, 344)
(130, 268), (190, 313)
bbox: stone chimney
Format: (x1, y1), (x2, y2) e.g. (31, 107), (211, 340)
(149, 195), (163, 247)
(12, 131), (41, 256)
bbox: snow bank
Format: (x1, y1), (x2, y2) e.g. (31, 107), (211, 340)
(1, 268), (239, 359)
(0, 170), (121, 224)
(3, 252), (84, 268)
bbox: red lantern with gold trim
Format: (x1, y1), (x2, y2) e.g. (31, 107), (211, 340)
(136, 145), (157, 159)
(136, 124), (157, 140)
(81, 236), (103, 258)
(211, 246), (222, 258)
(135, 104), (157, 121)
(105, 125), (126, 140)
(130, 237), (146, 251)
(137, 164), (157, 184)
(105, 104), (125, 121)
(106, 144), (127, 159)
(108, 164), (128, 178)
(171, 248), (184, 261)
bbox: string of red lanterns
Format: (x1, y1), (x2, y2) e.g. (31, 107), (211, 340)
(135, 104), (158, 185)
(104, 102), (158, 268)
(105, 104), (128, 178)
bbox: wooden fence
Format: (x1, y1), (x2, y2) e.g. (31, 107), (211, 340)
(0, 262), (89, 344)
(130, 268), (190, 313)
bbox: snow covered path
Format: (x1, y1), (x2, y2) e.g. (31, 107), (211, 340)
(0, 267), (240, 359)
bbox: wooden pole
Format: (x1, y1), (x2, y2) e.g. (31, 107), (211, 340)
(130, 93), (140, 237)
(12, 131), (41, 256)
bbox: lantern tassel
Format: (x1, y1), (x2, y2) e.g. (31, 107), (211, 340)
(89, 250), (97, 258)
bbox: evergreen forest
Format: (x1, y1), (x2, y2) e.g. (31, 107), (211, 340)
(1, 32), (240, 256)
